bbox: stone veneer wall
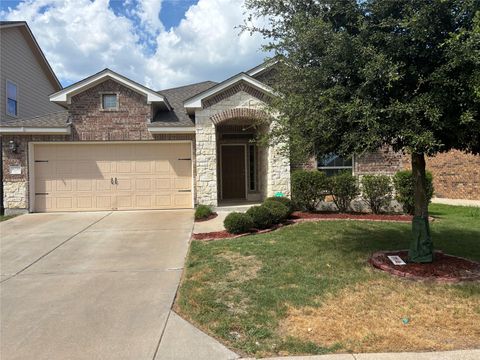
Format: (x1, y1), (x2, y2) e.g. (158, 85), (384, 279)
(195, 87), (291, 206)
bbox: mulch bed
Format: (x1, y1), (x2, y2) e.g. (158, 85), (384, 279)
(291, 211), (414, 222)
(369, 250), (480, 283)
(192, 222), (290, 241)
(192, 212), (420, 241)
(194, 212), (218, 222)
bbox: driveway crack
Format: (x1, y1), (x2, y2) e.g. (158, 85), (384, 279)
(0, 212), (112, 283)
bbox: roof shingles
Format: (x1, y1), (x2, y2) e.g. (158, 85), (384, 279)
(151, 81), (217, 127)
(0, 111), (69, 128)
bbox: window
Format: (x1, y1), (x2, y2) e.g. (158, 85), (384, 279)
(102, 94), (117, 109)
(248, 144), (256, 191)
(6, 80), (17, 116)
(318, 153), (353, 176)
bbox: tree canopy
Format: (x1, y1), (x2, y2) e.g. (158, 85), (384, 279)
(245, 0), (480, 163)
(244, 0), (480, 262)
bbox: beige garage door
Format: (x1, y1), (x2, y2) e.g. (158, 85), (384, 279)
(33, 143), (192, 212)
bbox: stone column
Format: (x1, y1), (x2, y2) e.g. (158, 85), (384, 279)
(267, 141), (291, 197)
(195, 114), (218, 206)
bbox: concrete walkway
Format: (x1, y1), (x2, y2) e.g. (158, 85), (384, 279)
(431, 197), (480, 207)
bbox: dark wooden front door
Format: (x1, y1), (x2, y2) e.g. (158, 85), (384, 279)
(221, 145), (246, 199)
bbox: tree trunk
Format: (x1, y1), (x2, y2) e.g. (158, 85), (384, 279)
(408, 152), (434, 263)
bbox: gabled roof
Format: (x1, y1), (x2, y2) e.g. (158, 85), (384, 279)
(0, 21), (61, 90)
(152, 81), (217, 127)
(50, 68), (170, 108)
(183, 72), (276, 112)
(245, 57), (279, 77)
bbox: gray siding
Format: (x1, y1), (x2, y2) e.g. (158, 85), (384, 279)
(0, 26), (63, 121)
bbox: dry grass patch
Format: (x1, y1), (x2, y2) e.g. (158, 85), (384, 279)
(279, 279), (480, 353)
(218, 251), (262, 283)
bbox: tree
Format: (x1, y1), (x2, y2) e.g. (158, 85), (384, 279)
(244, 0), (480, 262)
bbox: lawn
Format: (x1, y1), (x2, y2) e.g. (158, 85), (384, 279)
(175, 204), (480, 357)
(0, 214), (16, 222)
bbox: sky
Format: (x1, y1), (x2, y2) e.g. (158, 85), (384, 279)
(0, 0), (270, 89)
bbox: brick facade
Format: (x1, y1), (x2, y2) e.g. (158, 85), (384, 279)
(355, 147), (404, 176)
(70, 79), (154, 141)
(403, 150), (480, 200)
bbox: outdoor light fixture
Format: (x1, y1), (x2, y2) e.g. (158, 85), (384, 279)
(9, 140), (18, 153)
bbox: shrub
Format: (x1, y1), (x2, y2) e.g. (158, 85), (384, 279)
(223, 212), (254, 234)
(291, 170), (328, 211)
(195, 204), (213, 220)
(264, 196), (294, 216)
(246, 205), (274, 229)
(393, 170), (434, 215)
(263, 200), (289, 223)
(328, 172), (360, 213)
(360, 175), (393, 214)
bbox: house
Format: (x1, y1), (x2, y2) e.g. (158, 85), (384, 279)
(0, 56), (292, 213)
(1, 26), (478, 215)
(0, 21), (64, 213)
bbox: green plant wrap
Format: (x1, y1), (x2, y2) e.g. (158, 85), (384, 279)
(408, 216), (434, 263)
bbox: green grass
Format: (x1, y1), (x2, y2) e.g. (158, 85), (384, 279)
(0, 214), (16, 222)
(176, 204), (480, 357)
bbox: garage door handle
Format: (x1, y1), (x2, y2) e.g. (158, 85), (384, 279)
(178, 158), (191, 161)
(178, 190), (191, 192)
(115, 177), (118, 185)
(111, 177), (114, 185)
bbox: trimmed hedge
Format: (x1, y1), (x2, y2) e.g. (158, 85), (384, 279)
(393, 170), (434, 215)
(361, 175), (393, 214)
(263, 200), (289, 223)
(246, 205), (274, 229)
(264, 196), (294, 216)
(224, 212), (254, 234)
(195, 204), (213, 220)
(291, 170), (328, 211)
(328, 171), (360, 213)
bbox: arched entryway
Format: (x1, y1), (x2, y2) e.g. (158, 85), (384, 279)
(212, 108), (268, 204)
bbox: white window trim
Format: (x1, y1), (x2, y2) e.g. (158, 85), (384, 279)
(100, 92), (119, 111)
(6, 79), (18, 117)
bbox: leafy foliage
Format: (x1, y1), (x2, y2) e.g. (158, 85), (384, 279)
(291, 170), (328, 211)
(223, 212), (254, 234)
(361, 175), (393, 214)
(246, 205), (275, 229)
(265, 196), (295, 216)
(263, 200), (290, 223)
(195, 204), (213, 220)
(327, 172), (360, 213)
(393, 171), (434, 215)
(244, 0), (480, 159)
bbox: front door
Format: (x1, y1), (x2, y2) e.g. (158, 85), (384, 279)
(221, 145), (246, 199)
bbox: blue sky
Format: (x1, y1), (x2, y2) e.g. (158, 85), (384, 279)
(1, 0), (268, 89)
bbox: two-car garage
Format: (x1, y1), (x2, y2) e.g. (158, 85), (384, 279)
(30, 142), (193, 212)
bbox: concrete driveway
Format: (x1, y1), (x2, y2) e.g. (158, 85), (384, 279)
(0, 210), (193, 360)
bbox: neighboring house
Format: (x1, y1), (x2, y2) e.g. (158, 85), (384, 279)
(1, 28), (478, 214)
(0, 21), (64, 213)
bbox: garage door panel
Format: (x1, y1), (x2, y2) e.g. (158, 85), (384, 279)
(77, 179), (94, 192)
(34, 143), (192, 212)
(55, 179), (73, 192)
